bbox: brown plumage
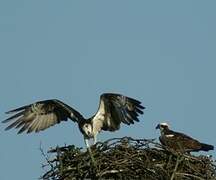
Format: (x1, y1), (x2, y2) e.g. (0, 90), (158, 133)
(156, 122), (214, 153)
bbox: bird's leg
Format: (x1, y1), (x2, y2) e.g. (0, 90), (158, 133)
(84, 138), (90, 148)
(93, 135), (97, 145)
(84, 137), (97, 168)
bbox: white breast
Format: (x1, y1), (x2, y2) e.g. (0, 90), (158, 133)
(165, 134), (174, 138)
(92, 99), (106, 134)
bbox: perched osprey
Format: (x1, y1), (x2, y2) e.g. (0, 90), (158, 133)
(2, 93), (145, 147)
(156, 122), (214, 153)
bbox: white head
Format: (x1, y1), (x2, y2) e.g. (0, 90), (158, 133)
(82, 123), (93, 138)
(156, 122), (170, 131)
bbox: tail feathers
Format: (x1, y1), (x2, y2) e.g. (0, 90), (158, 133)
(200, 143), (214, 151)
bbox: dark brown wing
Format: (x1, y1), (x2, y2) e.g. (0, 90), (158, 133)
(92, 93), (145, 132)
(2, 99), (84, 134)
(161, 130), (203, 152)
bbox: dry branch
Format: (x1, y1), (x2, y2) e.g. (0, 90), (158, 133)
(41, 137), (216, 180)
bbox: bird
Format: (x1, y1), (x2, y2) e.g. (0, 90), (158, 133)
(2, 93), (145, 147)
(156, 122), (214, 153)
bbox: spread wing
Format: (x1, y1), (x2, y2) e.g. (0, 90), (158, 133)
(160, 130), (202, 152)
(2, 99), (84, 134)
(92, 93), (145, 132)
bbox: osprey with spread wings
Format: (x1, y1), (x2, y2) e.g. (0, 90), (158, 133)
(2, 93), (145, 147)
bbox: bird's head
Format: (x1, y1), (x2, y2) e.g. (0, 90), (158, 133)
(82, 122), (93, 138)
(156, 122), (170, 132)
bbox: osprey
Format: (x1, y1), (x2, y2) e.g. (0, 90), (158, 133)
(2, 93), (145, 147)
(156, 122), (214, 153)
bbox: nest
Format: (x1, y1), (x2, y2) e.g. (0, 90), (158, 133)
(41, 137), (216, 180)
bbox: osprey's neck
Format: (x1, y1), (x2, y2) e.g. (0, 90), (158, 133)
(160, 127), (170, 135)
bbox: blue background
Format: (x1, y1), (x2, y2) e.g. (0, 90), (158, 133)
(0, 1), (215, 179)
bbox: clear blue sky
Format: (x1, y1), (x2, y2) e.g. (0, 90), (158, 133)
(0, 1), (215, 179)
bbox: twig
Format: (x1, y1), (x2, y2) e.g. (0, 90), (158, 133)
(97, 169), (124, 177)
(39, 142), (54, 171)
(175, 172), (206, 180)
(170, 155), (183, 180)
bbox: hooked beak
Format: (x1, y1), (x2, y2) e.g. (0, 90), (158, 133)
(155, 124), (160, 130)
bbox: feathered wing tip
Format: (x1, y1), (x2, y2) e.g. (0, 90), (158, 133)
(2, 103), (37, 133)
(5, 105), (30, 114)
(106, 93), (145, 124)
(2, 99), (84, 134)
(2, 103), (32, 125)
(200, 143), (214, 151)
(2, 115), (26, 132)
(2, 111), (24, 123)
(126, 96), (145, 123)
(128, 97), (145, 113)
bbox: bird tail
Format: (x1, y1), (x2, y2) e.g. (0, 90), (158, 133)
(200, 143), (214, 151)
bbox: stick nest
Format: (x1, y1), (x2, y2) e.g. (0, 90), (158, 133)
(41, 137), (216, 180)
